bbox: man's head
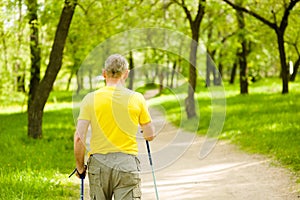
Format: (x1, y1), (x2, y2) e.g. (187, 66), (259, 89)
(103, 54), (129, 79)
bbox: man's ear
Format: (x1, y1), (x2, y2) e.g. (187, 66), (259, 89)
(123, 69), (129, 79)
(102, 69), (107, 78)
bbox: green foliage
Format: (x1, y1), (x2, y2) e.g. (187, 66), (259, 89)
(1, 0), (300, 96)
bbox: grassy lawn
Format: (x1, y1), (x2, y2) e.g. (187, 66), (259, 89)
(0, 92), (78, 200)
(0, 78), (299, 199)
(149, 78), (300, 178)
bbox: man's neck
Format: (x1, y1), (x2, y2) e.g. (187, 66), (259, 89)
(105, 78), (124, 87)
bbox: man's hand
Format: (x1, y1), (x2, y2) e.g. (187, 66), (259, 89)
(76, 165), (87, 179)
(141, 122), (155, 141)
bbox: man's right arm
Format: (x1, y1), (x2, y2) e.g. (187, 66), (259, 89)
(74, 119), (90, 175)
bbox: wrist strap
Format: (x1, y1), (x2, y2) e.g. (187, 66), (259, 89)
(68, 165), (87, 179)
(77, 168), (86, 179)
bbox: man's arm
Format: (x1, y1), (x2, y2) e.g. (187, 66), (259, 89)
(141, 122), (155, 141)
(74, 119), (90, 174)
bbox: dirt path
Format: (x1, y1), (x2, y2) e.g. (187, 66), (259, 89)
(139, 108), (299, 200)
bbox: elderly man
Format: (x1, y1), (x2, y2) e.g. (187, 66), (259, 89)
(74, 54), (155, 200)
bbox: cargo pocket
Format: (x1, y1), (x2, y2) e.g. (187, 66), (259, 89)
(132, 183), (142, 199)
(119, 172), (140, 186)
(115, 172), (141, 200)
(88, 164), (101, 199)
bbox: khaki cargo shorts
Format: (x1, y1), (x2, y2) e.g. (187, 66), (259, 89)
(87, 153), (141, 200)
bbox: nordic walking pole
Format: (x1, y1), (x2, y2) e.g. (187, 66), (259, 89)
(146, 140), (159, 200)
(80, 177), (84, 200)
(69, 165), (86, 200)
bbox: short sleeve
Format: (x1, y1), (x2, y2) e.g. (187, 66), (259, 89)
(138, 93), (152, 125)
(78, 93), (93, 121)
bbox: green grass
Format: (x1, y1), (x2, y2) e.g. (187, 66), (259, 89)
(222, 93), (300, 171)
(0, 95), (79, 199)
(149, 78), (300, 176)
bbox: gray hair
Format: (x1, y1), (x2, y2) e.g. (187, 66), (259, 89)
(104, 54), (128, 78)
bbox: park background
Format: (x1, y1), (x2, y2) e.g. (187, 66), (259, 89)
(0, 0), (299, 199)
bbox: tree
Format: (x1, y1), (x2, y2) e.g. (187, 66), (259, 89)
(235, 0), (249, 94)
(202, 2), (226, 87)
(289, 42), (300, 81)
(173, 0), (206, 118)
(27, 0), (77, 138)
(26, 0), (41, 121)
(128, 51), (135, 90)
(15, 0), (26, 93)
(287, 26), (300, 81)
(222, 0), (300, 94)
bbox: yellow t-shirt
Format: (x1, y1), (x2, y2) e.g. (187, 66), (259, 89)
(78, 86), (151, 155)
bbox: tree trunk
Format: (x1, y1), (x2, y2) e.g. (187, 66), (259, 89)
(277, 31), (289, 94)
(28, 0), (77, 138)
(170, 61), (176, 88)
(229, 58), (238, 84)
(27, 96), (44, 139)
(158, 68), (164, 93)
(290, 57), (300, 81)
(27, 0), (41, 138)
(166, 59), (170, 87)
(185, 31), (198, 118)
(128, 51), (134, 90)
(0, 27), (9, 72)
(236, 8), (248, 94)
(16, 0), (25, 93)
(206, 25), (219, 87)
(181, 0), (205, 119)
(206, 50), (217, 87)
(66, 68), (74, 91)
(76, 68), (83, 94)
(239, 46), (248, 94)
(15, 62), (25, 92)
(27, 0), (41, 97)
(88, 68), (92, 91)
(217, 52), (223, 85)
(218, 62), (223, 79)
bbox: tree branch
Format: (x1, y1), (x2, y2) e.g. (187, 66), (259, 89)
(222, 0), (277, 29)
(279, 0), (300, 30)
(77, 0), (97, 15)
(194, 0), (206, 26)
(172, 0), (193, 25)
